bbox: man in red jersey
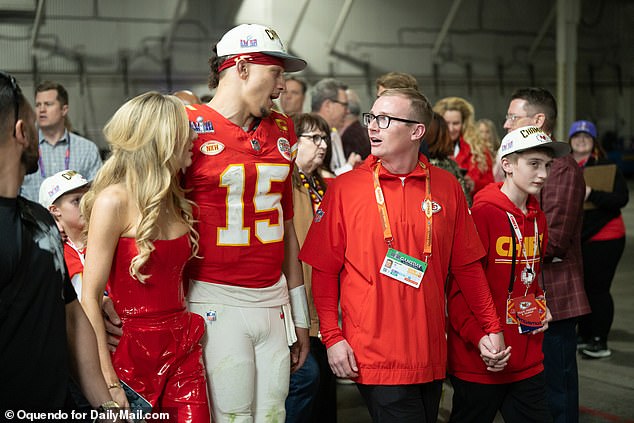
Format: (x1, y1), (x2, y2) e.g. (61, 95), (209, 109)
(300, 88), (508, 423)
(181, 24), (310, 423)
(103, 24), (310, 423)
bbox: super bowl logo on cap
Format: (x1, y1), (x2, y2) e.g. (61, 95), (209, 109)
(277, 137), (292, 160)
(240, 35), (257, 49)
(200, 141), (225, 156)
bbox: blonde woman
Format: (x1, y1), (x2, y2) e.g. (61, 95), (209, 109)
(81, 92), (210, 422)
(434, 97), (494, 195)
(477, 118), (501, 155)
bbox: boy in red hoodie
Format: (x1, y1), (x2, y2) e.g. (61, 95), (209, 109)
(447, 126), (570, 423)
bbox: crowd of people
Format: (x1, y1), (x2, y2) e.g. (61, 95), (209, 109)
(0, 20), (629, 423)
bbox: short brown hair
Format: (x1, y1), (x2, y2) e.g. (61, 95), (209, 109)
(376, 72), (419, 92)
(378, 87), (432, 130)
(35, 81), (69, 106)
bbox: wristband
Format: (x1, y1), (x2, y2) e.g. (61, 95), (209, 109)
(289, 285), (310, 329)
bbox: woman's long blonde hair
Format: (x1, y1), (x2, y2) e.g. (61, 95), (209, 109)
(433, 96), (490, 172)
(81, 91), (198, 282)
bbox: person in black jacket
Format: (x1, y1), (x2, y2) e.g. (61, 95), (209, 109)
(568, 120), (630, 358)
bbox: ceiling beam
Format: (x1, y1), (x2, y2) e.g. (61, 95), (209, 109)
(431, 0), (463, 60)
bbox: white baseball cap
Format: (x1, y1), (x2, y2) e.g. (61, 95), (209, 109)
(39, 170), (90, 208)
(216, 24), (307, 72)
(499, 126), (570, 161)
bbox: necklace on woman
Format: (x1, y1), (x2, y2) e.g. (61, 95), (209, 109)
(298, 170), (324, 213)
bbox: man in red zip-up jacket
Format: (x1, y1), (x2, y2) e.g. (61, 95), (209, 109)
(300, 88), (507, 423)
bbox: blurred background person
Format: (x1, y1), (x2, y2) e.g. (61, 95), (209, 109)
(21, 81), (102, 202)
(311, 78), (361, 175)
(281, 76), (307, 116)
(173, 89), (201, 106)
(341, 88), (371, 160)
(477, 118), (501, 156)
(375, 71), (419, 96)
(434, 96), (493, 195)
(425, 111), (471, 205)
(569, 120), (629, 359)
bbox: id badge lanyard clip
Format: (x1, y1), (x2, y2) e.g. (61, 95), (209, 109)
(373, 161), (432, 260)
(506, 212), (539, 297)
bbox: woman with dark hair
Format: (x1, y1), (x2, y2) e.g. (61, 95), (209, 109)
(285, 113), (337, 423)
(569, 120), (629, 359)
(425, 111), (472, 206)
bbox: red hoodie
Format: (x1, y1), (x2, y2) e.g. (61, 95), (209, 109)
(447, 182), (549, 384)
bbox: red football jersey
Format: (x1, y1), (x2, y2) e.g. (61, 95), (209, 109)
(184, 104), (296, 288)
(63, 241), (84, 280)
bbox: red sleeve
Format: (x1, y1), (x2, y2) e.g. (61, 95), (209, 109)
(311, 267), (344, 347)
(449, 189), (486, 267)
(447, 203), (502, 346)
(298, 180), (346, 274)
(63, 245), (84, 280)
(447, 274), (488, 348)
(451, 261), (502, 337)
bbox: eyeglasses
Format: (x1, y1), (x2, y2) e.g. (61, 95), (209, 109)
(362, 113), (420, 129)
(505, 113), (529, 123)
(330, 98), (349, 108)
(300, 134), (328, 145)
(0, 71), (21, 136)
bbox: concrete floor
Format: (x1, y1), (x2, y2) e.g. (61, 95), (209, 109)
(335, 180), (634, 423)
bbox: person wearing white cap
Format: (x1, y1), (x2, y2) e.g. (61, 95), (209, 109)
(568, 120), (629, 360)
(180, 24), (309, 423)
(39, 169), (90, 298)
(447, 126), (569, 423)
(502, 88), (589, 423)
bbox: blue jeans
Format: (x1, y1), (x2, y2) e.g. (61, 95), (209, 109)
(543, 318), (580, 423)
(285, 347), (320, 423)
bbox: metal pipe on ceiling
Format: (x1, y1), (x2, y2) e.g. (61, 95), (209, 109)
(528, 4), (556, 60)
(326, 0), (354, 54)
(29, 0), (46, 51)
(163, 0), (186, 58)
(287, 0), (311, 51)
(431, 0), (463, 60)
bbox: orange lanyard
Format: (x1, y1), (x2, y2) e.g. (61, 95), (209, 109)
(372, 161), (432, 257)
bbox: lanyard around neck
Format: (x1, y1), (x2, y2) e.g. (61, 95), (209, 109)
(506, 211), (539, 291)
(372, 161), (432, 257)
(39, 135), (70, 178)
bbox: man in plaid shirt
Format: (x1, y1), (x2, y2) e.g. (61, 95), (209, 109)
(20, 81), (102, 201)
(503, 87), (590, 423)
